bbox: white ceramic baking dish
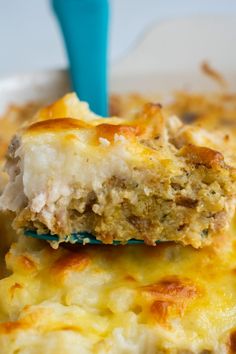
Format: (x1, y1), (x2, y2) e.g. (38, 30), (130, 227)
(0, 15), (236, 114)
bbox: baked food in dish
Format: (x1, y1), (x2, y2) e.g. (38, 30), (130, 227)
(1, 93), (235, 248)
(0, 91), (236, 353)
(0, 227), (235, 354)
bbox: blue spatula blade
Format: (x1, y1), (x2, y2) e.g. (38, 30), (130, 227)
(24, 230), (148, 245)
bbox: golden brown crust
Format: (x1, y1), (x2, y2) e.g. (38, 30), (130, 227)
(26, 101), (164, 142)
(51, 251), (90, 278)
(229, 330), (236, 354)
(141, 276), (198, 301)
(26, 117), (91, 133)
(96, 123), (140, 141)
(179, 144), (225, 169)
(0, 320), (28, 334)
(141, 276), (199, 321)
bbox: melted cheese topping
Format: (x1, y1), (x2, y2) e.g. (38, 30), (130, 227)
(0, 226), (236, 353)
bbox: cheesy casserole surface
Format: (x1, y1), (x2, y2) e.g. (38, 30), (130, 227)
(0, 230), (236, 353)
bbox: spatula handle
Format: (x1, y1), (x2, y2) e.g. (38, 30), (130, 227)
(52, 0), (109, 116)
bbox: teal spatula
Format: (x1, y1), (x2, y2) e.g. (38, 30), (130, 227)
(52, 0), (109, 116)
(24, 230), (147, 245)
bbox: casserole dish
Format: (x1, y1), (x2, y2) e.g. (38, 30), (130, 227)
(0, 16), (236, 353)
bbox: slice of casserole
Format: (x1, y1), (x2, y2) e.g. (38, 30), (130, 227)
(0, 93), (235, 248)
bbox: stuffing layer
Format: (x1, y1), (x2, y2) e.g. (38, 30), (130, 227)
(13, 159), (235, 248)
